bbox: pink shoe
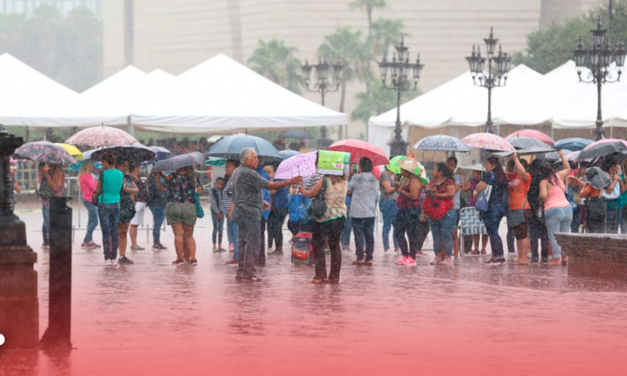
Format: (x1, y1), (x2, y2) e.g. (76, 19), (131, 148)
(396, 256), (407, 265)
(403, 257), (416, 265)
(481, 249), (487, 255)
(416, 251), (428, 257)
(441, 257), (453, 266)
(430, 257), (442, 265)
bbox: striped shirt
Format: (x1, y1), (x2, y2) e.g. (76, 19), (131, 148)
(222, 179), (233, 213)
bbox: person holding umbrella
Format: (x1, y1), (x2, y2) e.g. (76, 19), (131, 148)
(146, 171), (168, 251)
(569, 166), (612, 234)
(348, 157), (378, 265)
(79, 160), (100, 249)
(116, 158), (139, 265)
(394, 158), (423, 266)
(38, 163), (65, 248)
(230, 148), (301, 282)
(93, 153), (125, 265)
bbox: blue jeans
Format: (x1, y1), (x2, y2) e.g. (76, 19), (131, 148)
(211, 211), (224, 244)
(341, 202), (353, 248)
(98, 203), (120, 260)
(82, 198), (99, 243)
(380, 199), (399, 251)
(484, 202), (508, 258)
(42, 204), (50, 244)
(352, 217), (375, 261)
(606, 207), (619, 234)
(428, 209), (456, 257)
(227, 219), (239, 260)
(544, 206), (573, 259)
(621, 204), (627, 234)
(149, 205), (166, 245)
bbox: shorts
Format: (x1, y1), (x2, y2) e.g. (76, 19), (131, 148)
(512, 210), (532, 240)
(166, 202), (197, 227)
(130, 202), (147, 226)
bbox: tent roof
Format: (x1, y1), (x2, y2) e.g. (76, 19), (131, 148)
(0, 53), (78, 124)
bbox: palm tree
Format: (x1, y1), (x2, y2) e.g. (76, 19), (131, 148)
(349, 0), (387, 36)
(247, 39), (304, 94)
(369, 18), (407, 56)
(352, 76), (420, 127)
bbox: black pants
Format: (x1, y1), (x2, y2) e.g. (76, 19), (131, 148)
(507, 225), (516, 253)
(394, 208), (421, 259)
(287, 220), (299, 236)
(312, 217), (345, 281)
(267, 208), (288, 251)
(352, 217), (375, 261)
(257, 216), (266, 266)
(234, 208), (261, 278)
(529, 214), (548, 260)
(417, 220), (430, 250)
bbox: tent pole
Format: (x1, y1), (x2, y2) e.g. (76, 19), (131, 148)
(611, 126), (614, 138)
(25, 127), (29, 142)
(127, 116), (134, 136)
(551, 125), (555, 140)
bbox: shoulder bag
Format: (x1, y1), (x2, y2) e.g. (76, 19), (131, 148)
(475, 173), (493, 212)
(507, 198), (527, 228)
(92, 171), (104, 206)
(308, 178), (328, 219)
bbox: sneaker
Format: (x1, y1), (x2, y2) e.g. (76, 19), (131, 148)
(225, 259), (238, 265)
(104, 259), (110, 266)
(480, 249), (487, 255)
(541, 257), (548, 263)
(152, 244), (167, 250)
(42, 243), (50, 249)
(325, 248), (331, 255)
(430, 257), (442, 265)
(130, 246), (145, 251)
(213, 247), (220, 252)
(109, 259), (117, 266)
(89, 242), (101, 248)
(268, 250), (283, 256)
(396, 256), (407, 265)
(81, 242), (94, 249)
(403, 257), (416, 265)
(442, 257), (453, 266)
(229, 243), (235, 252)
(118, 256), (134, 265)
(240, 275), (262, 282)
(384, 249), (390, 253)
(172, 259), (185, 265)
(471, 249), (480, 255)
(416, 251), (428, 257)
(394, 248), (401, 253)
(453, 258), (460, 265)
(190, 259), (198, 266)
(219, 248), (227, 252)
(531, 256), (539, 263)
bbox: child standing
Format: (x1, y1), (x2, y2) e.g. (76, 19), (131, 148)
(210, 178), (226, 252)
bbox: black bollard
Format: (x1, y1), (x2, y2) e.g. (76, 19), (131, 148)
(40, 196), (72, 349)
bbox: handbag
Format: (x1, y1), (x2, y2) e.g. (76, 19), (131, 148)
(475, 173), (493, 212)
(307, 178), (328, 219)
(423, 181), (453, 221)
(507, 198), (527, 228)
(289, 194), (311, 223)
(119, 177), (137, 223)
(195, 192), (205, 218)
(92, 171), (103, 206)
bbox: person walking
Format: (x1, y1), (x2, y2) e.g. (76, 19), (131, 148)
(506, 153), (531, 265)
(210, 177), (226, 252)
(394, 158), (423, 265)
(528, 159), (550, 263)
(93, 153), (125, 265)
(379, 165), (399, 253)
(129, 163), (148, 251)
(38, 162), (65, 248)
(475, 156), (509, 264)
(147, 172), (168, 250)
(78, 160), (100, 249)
(538, 150), (572, 265)
(425, 163), (456, 266)
(299, 169), (347, 283)
(266, 165), (290, 255)
(158, 166), (200, 265)
(348, 157), (378, 265)
(223, 159), (239, 265)
(230, 148), (300, 282)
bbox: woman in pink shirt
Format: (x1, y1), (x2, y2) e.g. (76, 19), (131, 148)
(79, 160), (101, 249)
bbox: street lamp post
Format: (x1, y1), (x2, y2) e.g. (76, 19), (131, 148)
(465, 27), (512, 134)
(302, 57), (345, 149)
(378, 37), (424, 158)
(573, 18), (626, 141)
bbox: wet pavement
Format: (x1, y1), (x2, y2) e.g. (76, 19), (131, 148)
(2, 202), (627, 375)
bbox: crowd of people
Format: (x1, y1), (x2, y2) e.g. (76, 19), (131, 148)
(19, 142), (627, 283)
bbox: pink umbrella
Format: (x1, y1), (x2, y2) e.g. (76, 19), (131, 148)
(372, 165), (381, 180)
(461, 133), (515, 152)
(506, 130), (555, 146)
(329, 139), (389, 166)
(66, 125), (137, 148)
(583, 138), (627, 150)
(275, 151), (318, 179)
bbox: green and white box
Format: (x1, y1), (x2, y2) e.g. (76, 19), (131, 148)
(317, 150), (350, 176)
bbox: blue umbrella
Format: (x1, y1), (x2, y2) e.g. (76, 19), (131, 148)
(413, 135), (471, 152)
(207, 135), (283, 162)
(148, 145), (172, 162)
(152, 152), (205, 173)
(555, 138), (594, 151)
(279, 150), (301, 159)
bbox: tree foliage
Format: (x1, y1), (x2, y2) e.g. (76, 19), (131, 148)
(514, 1), (627, 73)
(247, 39), (304, 95)
(0, 4), (102, 91)
(351, 76), (419, 124)
(349, 0), (386, 35)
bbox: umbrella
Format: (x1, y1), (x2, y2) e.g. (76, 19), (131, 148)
(148, 146), (172, 161)
(566, 151), (581, 162)
(91, 144), (156, 164)
(554, 137), (594, 151)
(56, 143), (83, 161)
(494, 146), (556, 158)
(275, 151), (318, 179)
(152, 152), (205, 173)
(582, 167), (611, 190)
(584, 138), (627, 150)
(203, 157), (226, 166)
(329, 139), (389, 166)
(413, 135), (471, 152)
(279, 150), (301, 159)
(207, 135), (283, 162)
(459, 163), (485, 172)
(384, 155), (429, 185)
(462, 133), (515, 152)
(279, 129), (313, 139)
(13, 141), (77, 166)
(506, 136), (550, 150)
(66, 125), (137, 148)
(578, 141), (627, 161)
(537, 149), (572, 162)
(506, 130), (555, 146)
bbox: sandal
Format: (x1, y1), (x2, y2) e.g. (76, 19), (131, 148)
(364, 260), (373, 265)
(309, 278), (327, 284)
(352, 260), (365, 265)
(510, 260), (529, 265)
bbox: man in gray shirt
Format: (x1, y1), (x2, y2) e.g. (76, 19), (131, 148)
(229, 148), (300, 282)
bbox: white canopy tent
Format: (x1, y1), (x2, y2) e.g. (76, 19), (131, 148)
(0, 53), (79, 126)
(133, 54), (347, 133)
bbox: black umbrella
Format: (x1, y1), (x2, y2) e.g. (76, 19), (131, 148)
(279, 129), (313, 139)
(91, 143), (156, 164)
(207, 135), (283, 162)
(507, 136), (550, 150)
(578, 141), (627, 161)
(152, 152), (205, 173)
